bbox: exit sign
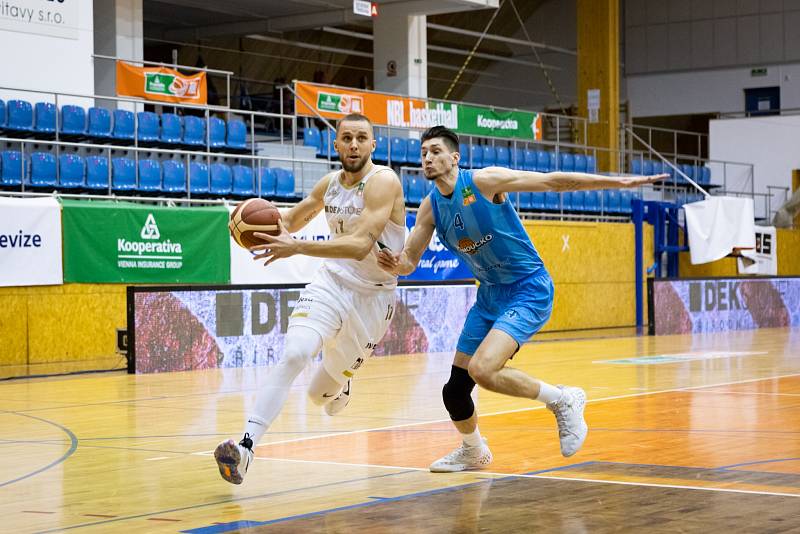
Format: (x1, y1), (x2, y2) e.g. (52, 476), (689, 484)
(751, 68), (767, 77)
(353, 0), (378, 17)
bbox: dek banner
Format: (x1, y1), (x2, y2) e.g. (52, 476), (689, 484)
(116, 61), (207, 104)
(294, 82), (542, 141)
(62, 200), (229, 283)
(400, 212), (473, 282)
(0, 197), (62, 287)
(230, 209), (331, 284)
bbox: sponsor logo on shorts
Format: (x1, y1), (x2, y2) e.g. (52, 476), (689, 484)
(457, 234), (493, 255)
(351, 356), (365, 370)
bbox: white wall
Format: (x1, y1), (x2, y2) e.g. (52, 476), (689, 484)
(627, 63), (800, 117)
(0, 0), (94, 107)
(709, 115), (800, 219)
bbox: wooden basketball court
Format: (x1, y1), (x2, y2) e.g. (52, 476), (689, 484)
(2, 327), (799, 532)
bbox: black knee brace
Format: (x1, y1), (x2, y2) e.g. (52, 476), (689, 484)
(442, 365), (476, 421)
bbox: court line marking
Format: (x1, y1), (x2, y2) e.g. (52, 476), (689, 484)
(244, 456), (800, 499)
(192, 371), (800, 455)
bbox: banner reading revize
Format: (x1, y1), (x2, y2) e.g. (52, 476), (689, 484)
(652, 278), (800, 335)
(62, 200), (230, 283)
(131, 284), (477, 373)
(0, 197), (62, 287)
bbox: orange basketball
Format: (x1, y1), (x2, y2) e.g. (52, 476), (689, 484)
(229, 198), (282, 249)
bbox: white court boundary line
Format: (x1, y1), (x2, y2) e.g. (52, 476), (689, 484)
(194, 371), (800, 497)
(195, 370), (800, 453)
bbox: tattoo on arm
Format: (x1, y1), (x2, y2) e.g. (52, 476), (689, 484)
(554, 179), (582, 191)
(303, 209), (319, 222)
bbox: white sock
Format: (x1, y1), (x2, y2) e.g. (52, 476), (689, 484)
(243, 326), (322, 446)
(536, 381), (562, 405)
(461, 427), (483, 448)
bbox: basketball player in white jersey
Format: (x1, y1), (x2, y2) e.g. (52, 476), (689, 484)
(214, 113), (406, 485)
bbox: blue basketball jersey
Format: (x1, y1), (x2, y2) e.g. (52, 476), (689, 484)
(428, 168), (545, 285)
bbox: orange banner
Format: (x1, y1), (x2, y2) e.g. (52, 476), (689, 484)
(116, 61), (207, 104)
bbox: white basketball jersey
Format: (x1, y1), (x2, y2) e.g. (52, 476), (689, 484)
(322, 165), (405, 289)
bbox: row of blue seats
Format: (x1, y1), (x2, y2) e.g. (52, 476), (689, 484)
(632, 159), (712, 185)
(0, 151), (296, 198)
(0, 99), (247, 150)
(402, 173), (637, 214)
(304, 126), (600, 173)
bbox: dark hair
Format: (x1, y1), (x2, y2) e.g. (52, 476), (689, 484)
(421, 125), (459, 153)
(336, 113), (373, 134)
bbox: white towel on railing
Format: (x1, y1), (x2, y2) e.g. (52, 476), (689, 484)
(683, 196), (755, 264)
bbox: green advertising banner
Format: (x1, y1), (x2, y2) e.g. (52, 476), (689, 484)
(453, 103), (542, 141)
(62, 200), (230, 283)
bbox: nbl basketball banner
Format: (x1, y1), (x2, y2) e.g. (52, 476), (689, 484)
(294, 82), (543, 141)
(116, 61), (207, 104)
(649, 277), (800, 335)
(127, 283), (477, 373)
(0, 197), (62, 287)
(62, 200), (230, 283)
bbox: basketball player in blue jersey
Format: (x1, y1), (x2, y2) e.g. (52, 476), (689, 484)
(378, 125), (667, 472)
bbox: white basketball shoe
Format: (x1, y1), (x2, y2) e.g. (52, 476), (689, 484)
(430, 438), (493, 472)
(324, 379), (352, 416)
(214, 433), (254, 485)
(547, 385), (588, 457)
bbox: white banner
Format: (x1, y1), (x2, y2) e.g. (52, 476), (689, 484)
(0, 0), (79, 40)
(0, 196), (63, 286)
(737, 225), (777, 275)
(229, 208), (331, 284)
(684, 196), (755, 264)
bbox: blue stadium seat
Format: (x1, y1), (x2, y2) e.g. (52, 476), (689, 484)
(584, 190), (600, 212)
(58, 154), (85, 189)
(469, 144), (483, 168)
(544, 191), (560, 211)
(549, 152), (558, 171)
(317, 129), (337, 159)
(112, 110), (135, 141)
(495, 146), (510, 168)
(650, 160), (663, 176)
(231, 165), (255, 197)
(210, 163), (233, 196)
(603, 190), (621, 213)
(586, 155), (597, 172)
(1, 151), (25, 186)
(373, 135), (389, 163)
(458, 143), (471, 168)
(259, 168), (277, 197)
(87, 107), (112, 139)
(138, 159), (162, 193)
(390, 137), (407, 164)
(406, 138), (421, 165)
(632, 158), (643, 175)
(511, 148), (525, 170)
(275, 168), (296, 199)
(0, 99), (5, 128)
(559, 152), (575, 172)
(481, 146), (497, 167)
(159, 113), (183, 144)
(34, 103), (56, 134)
(7, 100), (33, 132)
(571, 190), (586, 212)
(701, 166), (711, 185)
(561, 192), (574, 211)
(162, 160), (186, 193)
(136, 111), (160, 143)
(183, 116), (205, 146)
(523, 149), (537, 171)
(531, 192), (546, 210)
(536, 150), (550, 172)
(189, 161), (210, 195)
(517, 192), (533, 210)
(574, 154), (587, 173)
(60, 105), (86, 136)
(112, 157), (136, 191)
(619, 191), (633, 214)
(681, 164), (694, 183)
(30, 152), (56, 188)
(406, 175), (426, 205)
(227, 119), (247, 150)
(85, 155), (110, 190)
(303, 126), (321, 150)
(208, 117), (226, 149)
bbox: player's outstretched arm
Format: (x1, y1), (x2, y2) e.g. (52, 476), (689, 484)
(377, 196), (436, 276)
(277, 173), (328, 233)
(252, 170), (402, 265)
(472, 166), (668, 198)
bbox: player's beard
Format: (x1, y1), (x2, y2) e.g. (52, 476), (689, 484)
(341, 152), (371, 173)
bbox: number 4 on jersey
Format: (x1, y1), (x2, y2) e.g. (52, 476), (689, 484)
(454, 213), (464, 230)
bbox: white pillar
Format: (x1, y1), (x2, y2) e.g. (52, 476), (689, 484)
(94, 0), (143, 109)
(373, 12), (427, 99)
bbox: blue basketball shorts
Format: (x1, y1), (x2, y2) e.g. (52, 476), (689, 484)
(456, 270), (554, 356)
